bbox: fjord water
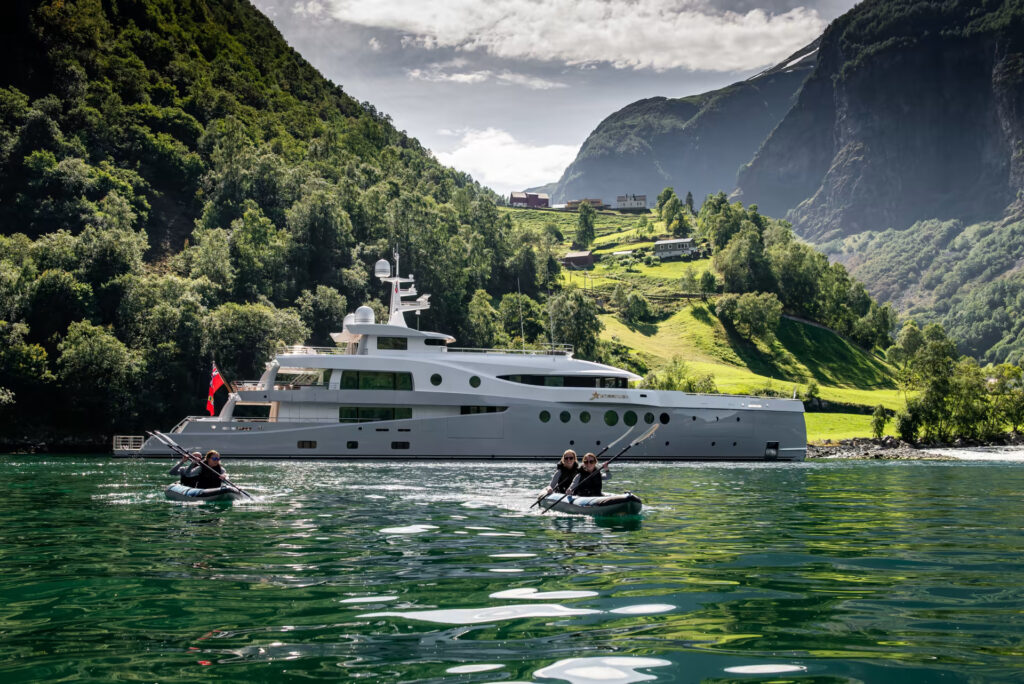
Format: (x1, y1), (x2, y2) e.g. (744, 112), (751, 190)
(3, 458), (1024, 683)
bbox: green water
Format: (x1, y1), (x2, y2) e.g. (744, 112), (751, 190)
(2, 457), (1024, 683)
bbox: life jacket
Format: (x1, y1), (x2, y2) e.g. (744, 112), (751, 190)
(553, 463), (578, 493)
(180, 470), (199, 488)
(196, 463), (224, 489)
(574, 468), (603, 497)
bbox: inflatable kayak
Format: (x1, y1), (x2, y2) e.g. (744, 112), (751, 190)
(164, 483), (245, 502)
(540, 492), (642, 516)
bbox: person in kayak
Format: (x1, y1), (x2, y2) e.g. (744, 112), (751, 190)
(545, 450), (579, 494)
(194, 450), (228, 489)
(568, 452), (610, 497)
(167, 451), (203, 487)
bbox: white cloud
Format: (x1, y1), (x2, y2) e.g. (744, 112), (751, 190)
(434, 128), (577, 195)
(367, 36), (382, 51)
(292, 0), (326, 18)
(407, 65), (567, 89)
(318, 0), (826, 71)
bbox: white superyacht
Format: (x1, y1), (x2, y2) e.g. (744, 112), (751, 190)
(119, 255), (806, 460)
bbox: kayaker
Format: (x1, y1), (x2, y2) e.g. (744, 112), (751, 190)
(194, 450), (228, 489)
(546, 450), (579, 494)
(568, 452), (610, 496)
(168, 451), (203, 487)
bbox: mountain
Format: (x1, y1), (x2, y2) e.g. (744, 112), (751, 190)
(735, 0), (1024, 242)
(550, 40), (818, 205)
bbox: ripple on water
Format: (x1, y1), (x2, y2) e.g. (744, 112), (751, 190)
(533, 656), (672, 684)
(490, 588), (598, 600)
(378, 524), (438, 534)
(446, 663), (504, 674)
(338, 596), (399, 604)
(359, 603), (600, 625)
(724, 664), (807, 674)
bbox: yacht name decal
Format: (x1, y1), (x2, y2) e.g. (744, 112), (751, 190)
(591, 391), (628, 400)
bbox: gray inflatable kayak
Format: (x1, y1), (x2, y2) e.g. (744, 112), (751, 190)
(164, 483), (245, 502)
(541, 492), (642, 516)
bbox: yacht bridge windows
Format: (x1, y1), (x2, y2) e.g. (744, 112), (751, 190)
(499, 374), (629, 388)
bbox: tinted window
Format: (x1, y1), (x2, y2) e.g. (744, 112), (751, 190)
(377, 336), (408, 350)
(539, 410), (551, 423)
(604, 410), (618, 426)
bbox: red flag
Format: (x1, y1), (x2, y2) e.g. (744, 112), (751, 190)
(206, 363), (225, 416)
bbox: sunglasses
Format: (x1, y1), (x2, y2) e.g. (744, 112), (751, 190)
(563, 456), (576, 461)
(210, 457), (221, 461)
(584, 460), (596, 464)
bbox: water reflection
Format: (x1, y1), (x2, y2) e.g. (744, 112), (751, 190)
(2, 457), (1024, 682)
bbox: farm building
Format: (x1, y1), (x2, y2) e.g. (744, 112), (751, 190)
(560, 250), (594, 268)
(509, 192), (550, 208)
(653, 238), (697, 259)
(616, 194), (647, 210)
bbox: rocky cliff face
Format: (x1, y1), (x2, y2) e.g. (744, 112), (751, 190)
(551, 41), (818, 205)
(735, 0), (1024, 242)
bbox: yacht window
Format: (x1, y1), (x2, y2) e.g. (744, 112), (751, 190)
(234, 404), (271, 419)
(297, 441), (317, 449)
(469, 376), (481, 388)
(341, 371), (414, 391)
(539, 410), (551, 423)
(377, 336), (408, 350)
(624, 410), (637, 426)
(339, 406), (413, 422)
(580, 411), (591, 423)
(425, 338), (446, 346)
(559, 411), (571, 423)
(644, 412), (655, 424)
(347, 441), (358, 449)
(460, 406), (507, 414)
(391, 442), (410, 449)
(498, 375), (628, 388)
(660, 413), (671, 424)
(430, 373), (442, 386)
(604, 410), (618, 426)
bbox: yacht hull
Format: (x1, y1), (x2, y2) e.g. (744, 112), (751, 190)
(135, 401), (806, 461)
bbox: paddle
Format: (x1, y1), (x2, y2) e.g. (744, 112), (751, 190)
(529, 426), (637, 510)
(148, 431), (254, 500)
(540, 423), (659, 514)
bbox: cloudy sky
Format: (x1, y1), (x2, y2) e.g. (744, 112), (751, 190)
(251, 0), (859, 196)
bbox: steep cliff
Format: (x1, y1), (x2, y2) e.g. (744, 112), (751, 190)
(551, 41), (818, 205)
(736, 0), (1024, 242)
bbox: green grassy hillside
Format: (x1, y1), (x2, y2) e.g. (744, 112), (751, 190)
(506, 205), (905, 441)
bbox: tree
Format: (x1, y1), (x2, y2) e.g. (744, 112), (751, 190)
(656, 187), (675, 217)
(716, 292), (782, 340)
(685, 191), (694, 214)
(989, 363), (1024, 432)
(57, 321), (142, 431)
(576, 201), (596, 247)
(465, 289), (502, 348)
(497, 293), (544, 343)
(202, 302), (309, 380)
(871, 404), (888, 440)
(642, 357), (716, 393)
(547, 289), (602, 359)
(296, 285), (347, 346)
(698, 270), (717, 301)
(714, 226), (773, 293)
(623, 292), (651, 324)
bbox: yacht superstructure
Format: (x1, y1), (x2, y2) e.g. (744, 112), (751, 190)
(119, 255), (806, 460)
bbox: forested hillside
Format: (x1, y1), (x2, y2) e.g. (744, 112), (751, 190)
(550, 40), (817, 205)
(0, 0), (546, 444)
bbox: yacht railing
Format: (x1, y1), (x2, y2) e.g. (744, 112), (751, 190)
(447, 344), (574, 356)
(276, 344), (348, 355)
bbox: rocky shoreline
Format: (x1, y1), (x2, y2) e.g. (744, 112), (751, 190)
(807, 433), (1024, 460)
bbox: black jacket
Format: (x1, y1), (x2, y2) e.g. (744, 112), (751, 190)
(196, 463), (225, 489)
(549, 463), (579, 493)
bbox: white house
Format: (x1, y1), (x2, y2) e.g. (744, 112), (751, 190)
(616, 194), (647, 210)
(653, 238), (697, 259)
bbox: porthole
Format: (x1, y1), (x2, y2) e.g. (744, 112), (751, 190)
(644, 412), (654, 424)
(569, 440), (575, 445)
(430, 373), (442, 386)
(580, 411), (591, 423)
(469, 376), (481, 388)
(346, 441), (358, 449)
(539, 410), (551, 423)
(711, 441), (716, 447)
(692, 416), (697, 421)
(560, 411), (571, 423)
(660, 413), (670, 424)
(604, 410), (619, 426)
(736, 416), (741, 422)
(624, 410), (637, 426)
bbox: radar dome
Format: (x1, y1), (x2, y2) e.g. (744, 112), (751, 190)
(374, 259), (391, 278)
(342, 313), (356, 330)
(354, 305), (375, 325)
